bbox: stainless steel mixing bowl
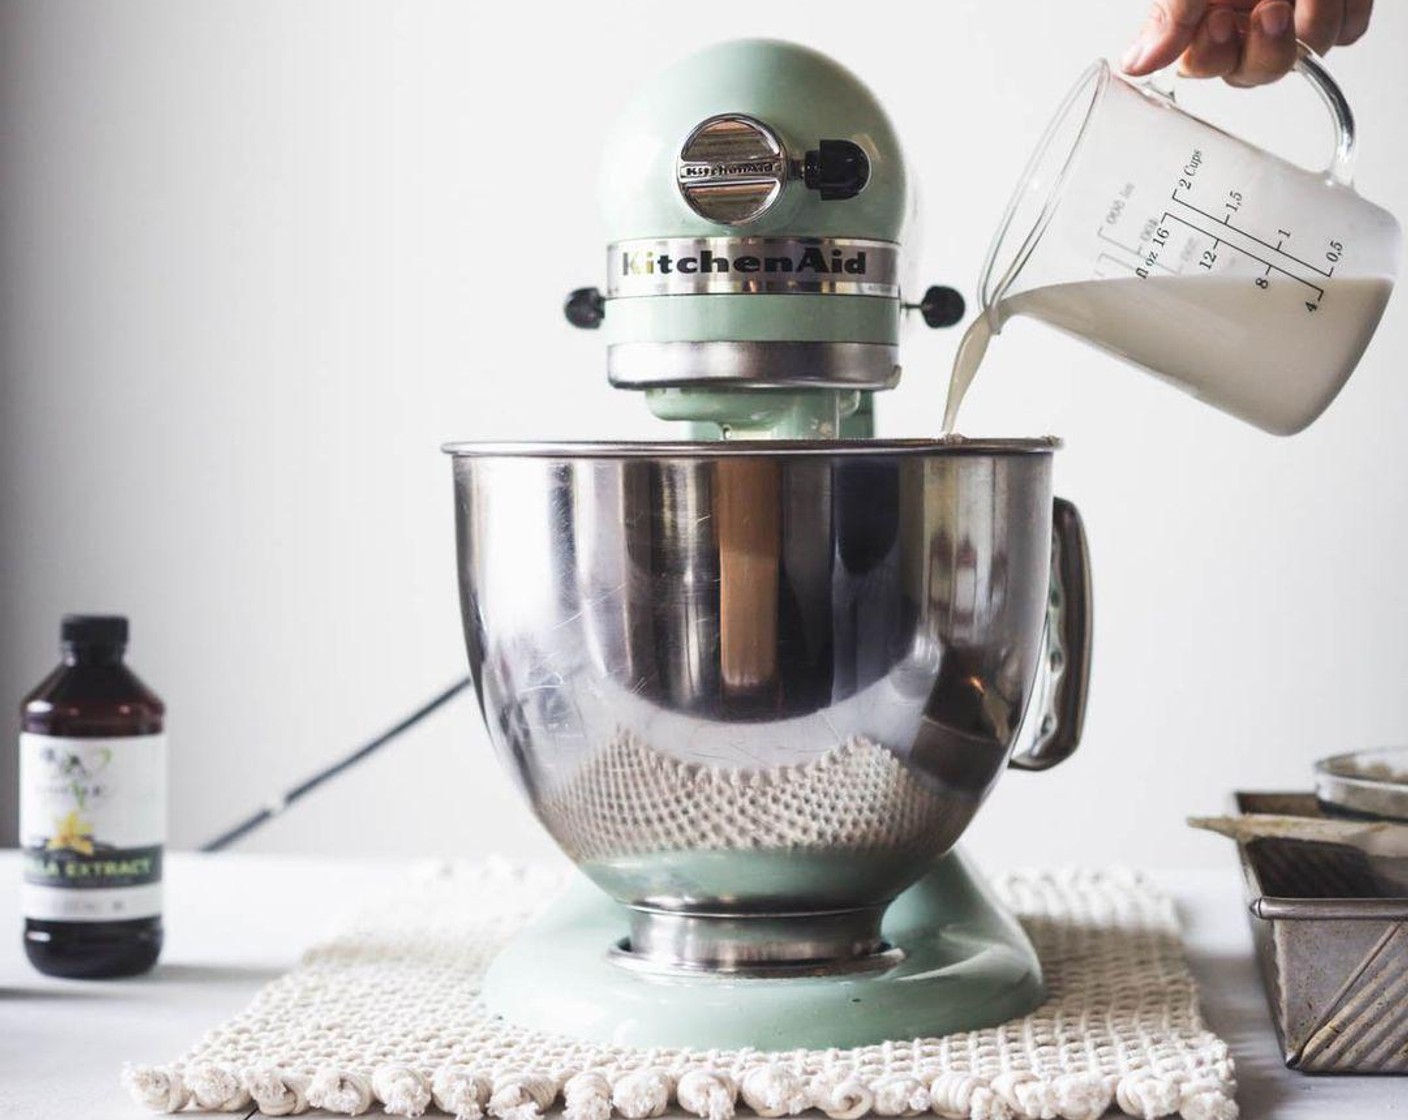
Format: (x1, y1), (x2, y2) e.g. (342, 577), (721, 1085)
(447, 439), (1091, 973)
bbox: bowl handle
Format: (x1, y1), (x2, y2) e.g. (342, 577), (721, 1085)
(1007, 497), (1092, 771)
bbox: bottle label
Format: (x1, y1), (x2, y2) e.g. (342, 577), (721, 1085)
(19, 733), (165, 922)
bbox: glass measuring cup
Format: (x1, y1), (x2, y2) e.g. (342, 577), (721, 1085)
(968, 46), (1401, 435)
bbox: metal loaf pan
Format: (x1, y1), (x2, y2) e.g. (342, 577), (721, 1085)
(1234, 791), (1408, 1073)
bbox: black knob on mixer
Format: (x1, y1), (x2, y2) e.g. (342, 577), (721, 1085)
(564, 287), (606, 329)
(802, 140), (870, 201)
(918, 285), (966, 329)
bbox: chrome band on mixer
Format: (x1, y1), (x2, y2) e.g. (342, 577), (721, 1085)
(607, 237), (900, 298)
(607, 340), (900, 389)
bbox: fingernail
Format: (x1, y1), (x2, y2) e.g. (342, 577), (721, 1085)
(1208, 9), (1238, 45)
(1259, 1), (1292, 38)
(1122, 28), (1155, 71)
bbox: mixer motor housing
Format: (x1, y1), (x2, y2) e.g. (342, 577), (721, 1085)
(575, 39), (963, 439)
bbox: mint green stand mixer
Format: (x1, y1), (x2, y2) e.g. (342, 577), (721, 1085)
(446, 39), (1093, 1050)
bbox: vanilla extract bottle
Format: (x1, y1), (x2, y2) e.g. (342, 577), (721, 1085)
(20, 615), (165, 978)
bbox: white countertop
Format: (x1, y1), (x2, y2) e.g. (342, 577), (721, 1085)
(0, 853), (1401, 1119)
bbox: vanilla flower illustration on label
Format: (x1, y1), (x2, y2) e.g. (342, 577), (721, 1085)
(19, 734), (166, 922)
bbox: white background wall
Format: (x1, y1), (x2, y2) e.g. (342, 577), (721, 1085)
(3, 1), (1406, 873)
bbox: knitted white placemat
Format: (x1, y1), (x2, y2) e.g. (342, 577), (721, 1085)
(121, 861), (1237, 1120)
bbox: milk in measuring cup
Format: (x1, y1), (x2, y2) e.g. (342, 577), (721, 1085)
(942, 273), (1393, 435)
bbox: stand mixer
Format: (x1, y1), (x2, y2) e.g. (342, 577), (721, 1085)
(446, 39), (1093, 1050)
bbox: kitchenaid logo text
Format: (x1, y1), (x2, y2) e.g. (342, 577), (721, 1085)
(606, 238), (900, 298)
(620, 247), (869, 277)
(678, 158), (785, 181)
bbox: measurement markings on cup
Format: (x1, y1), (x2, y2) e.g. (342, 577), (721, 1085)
(1171, 186), (1334, 280)
(1162, 152), (1347, 312)
(1162, 201), (1327, 307)
(1096, 182), (1185, 277)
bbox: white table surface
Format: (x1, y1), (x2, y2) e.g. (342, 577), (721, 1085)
(1, 853), (1402, 1119)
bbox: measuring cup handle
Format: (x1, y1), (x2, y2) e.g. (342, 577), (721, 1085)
(1293, 41), (1356, 186)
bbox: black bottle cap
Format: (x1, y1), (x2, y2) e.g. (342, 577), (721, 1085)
(60, 614), (129, 650)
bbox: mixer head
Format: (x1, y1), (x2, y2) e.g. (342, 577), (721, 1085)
(566, 39), (965, 439)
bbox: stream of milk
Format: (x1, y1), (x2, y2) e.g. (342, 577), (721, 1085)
(942, 275), (1394, 435)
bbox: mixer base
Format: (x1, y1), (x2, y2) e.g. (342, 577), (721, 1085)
(481, 847), (1044, 1050)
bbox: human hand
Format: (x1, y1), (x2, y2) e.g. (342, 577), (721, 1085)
(1121, 1), (1373, 86)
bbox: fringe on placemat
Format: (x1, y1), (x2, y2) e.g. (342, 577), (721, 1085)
(118, 864), (1239, 1120)
(121, 1060), (1238, 1120)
